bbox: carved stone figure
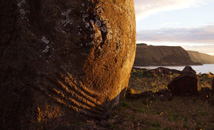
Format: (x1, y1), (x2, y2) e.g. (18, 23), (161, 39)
(0, 0), (136, 129)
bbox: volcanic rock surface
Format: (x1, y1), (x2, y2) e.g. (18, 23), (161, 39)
(168, 66), (199, 96)
(0, 0), (136, 129)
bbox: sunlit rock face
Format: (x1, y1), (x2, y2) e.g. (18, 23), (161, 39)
(0, 0), (136, 129)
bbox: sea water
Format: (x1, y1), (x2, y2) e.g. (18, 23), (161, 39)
(134, 64), (214, 74)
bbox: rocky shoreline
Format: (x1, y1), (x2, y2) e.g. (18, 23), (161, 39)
(128, 66), (214, 104)
(38, 66), (214, 129)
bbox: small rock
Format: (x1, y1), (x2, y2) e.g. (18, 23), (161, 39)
(155, 89), (172, 101)
(126, 90), (155, 101)
(126, 93), (142, 100)
(125, 89), (142, 100)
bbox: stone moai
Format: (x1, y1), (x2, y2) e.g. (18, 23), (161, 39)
(0, 0), (136, 129)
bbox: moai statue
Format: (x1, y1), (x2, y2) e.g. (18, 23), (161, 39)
(0, 0), (136, 129)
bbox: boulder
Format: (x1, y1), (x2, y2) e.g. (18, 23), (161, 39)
(155, 89), (172, 101)
(168, 66), (198, 96)
(181, 65), (196, 76)
(126, 93), (142, 100)
(151, 67), (181, 77)
(0, 0), (136, 129)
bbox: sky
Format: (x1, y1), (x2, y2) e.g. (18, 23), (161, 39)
(134, 0), (214, 55)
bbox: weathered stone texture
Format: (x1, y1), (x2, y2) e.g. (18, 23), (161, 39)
(168, 66), (198, 96)
(0, 0), (136, 129)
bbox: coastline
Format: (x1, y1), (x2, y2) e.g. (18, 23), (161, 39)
(133, 64), (214, 74)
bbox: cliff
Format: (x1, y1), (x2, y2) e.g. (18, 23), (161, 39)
(187, 51), (214, 64)
(134, 44), (200, 66)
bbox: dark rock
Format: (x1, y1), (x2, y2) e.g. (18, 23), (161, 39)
(201, 74), (207, 77)
(126, 90), (155, 101)
(181, 65), (196, 76)
(125, 88), (140, 100)
(126, 89), (172, 102)
(132, 67), (181, 78)
(152, 67), (181, 77)
(168, 66), (198, 96)
(0, 0), (136, 129)
(155, 89), (169, 95)
(199, 87), (211, 101)
(155, 89), (172, 101)
(141, 91), (156, 100)
(126, 93), (142, 100)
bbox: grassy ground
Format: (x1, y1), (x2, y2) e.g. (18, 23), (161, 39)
(99, 68), (214, 130)
(109, 97), (214, 130)
(111, 68), (214, 130)
(128, 68), (213, 93)
(53, 68), (214, 130)
(71, 97), (214, 130)
(128, 69), (179, 93)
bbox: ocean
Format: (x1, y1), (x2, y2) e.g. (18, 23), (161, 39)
(133, 64), (214, 74)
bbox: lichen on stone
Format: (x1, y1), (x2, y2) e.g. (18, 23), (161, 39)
(42, 36), (49, 44)
(17, 0), (30, 21)
(101, 26), (107, 32)
(43, 45), (50, 53)
(17, 0), (25, 7)
(61, 8), (73, 27)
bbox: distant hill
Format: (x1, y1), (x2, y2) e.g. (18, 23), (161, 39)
(187, 51), (214, 64)
(134, 44), (201, 66)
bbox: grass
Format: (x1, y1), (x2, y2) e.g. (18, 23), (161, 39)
(129, 68), (213, 93)
(129, 69), (180, 93)
(108, 97), (214, 130)
(43, 68), (214, 130)
(107, 68), (214, 130)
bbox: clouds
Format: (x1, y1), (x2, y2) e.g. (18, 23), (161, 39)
(134, 0), (207, 20)
(137, 25), (214, 55)
(137, 25), (214, 44)
(184, 44), (214, 55)
(134, 0), (214, 55)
